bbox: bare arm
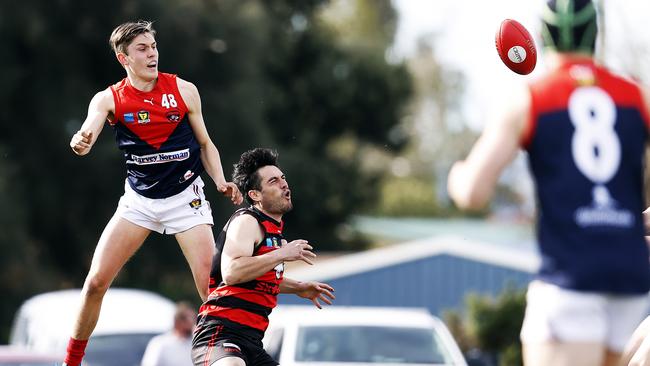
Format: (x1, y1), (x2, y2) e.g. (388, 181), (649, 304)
(69, 88), (113, 155)
(641, 86), (650, 128)
(447, 85), (530, 210)
(221, 215), (317, 285)
(280, 277), (335, 309)
(177, 77), (242, 205)
(621, 316), (650, 366)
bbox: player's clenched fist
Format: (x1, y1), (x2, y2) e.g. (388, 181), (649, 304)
(70, 130), (94, 155)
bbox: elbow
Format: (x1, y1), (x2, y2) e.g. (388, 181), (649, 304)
(450, 188), (489, 212)
(455, 195), (488, 211)
(448, 172), (490, 211)
(221, 274), (237, 286)
(221, 270), (243, 286)
(199, 139), (214, 151)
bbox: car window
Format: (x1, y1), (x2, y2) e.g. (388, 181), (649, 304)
(295, 326), (455, 364)
(84, 333), (159, 366)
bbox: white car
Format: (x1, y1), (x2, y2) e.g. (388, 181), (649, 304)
(9, 288), (176, 366)
(263, 306), (468, 366)
(0, 345), (62, 366)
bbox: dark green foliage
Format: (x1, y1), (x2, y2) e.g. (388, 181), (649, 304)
(444, 286), (526, 366)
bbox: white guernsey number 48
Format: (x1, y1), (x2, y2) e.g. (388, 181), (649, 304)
(161, 94), (177, 109)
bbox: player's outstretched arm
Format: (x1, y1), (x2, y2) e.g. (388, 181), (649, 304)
(70, 89), (112, 156)
(178, 77), (242, 205)
(621, 316), (650, 366)
(280, 278), (335, 309)
(221, 215), (316, 285)
(447, 85), (530, 210)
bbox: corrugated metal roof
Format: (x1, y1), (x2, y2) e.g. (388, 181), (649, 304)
(351, 216), (536, 249)
(289, 235), (540, 282)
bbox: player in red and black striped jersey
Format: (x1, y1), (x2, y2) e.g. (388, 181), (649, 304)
(64, 21), (243, 366)
(192, 148), (335, 366)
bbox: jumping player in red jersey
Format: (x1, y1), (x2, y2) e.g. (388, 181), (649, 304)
(64, 21), (243, 366)
(447, 1), (650, 366)
(192, 148), (335, 366)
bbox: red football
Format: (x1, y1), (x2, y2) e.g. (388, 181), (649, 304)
(495, 19), (537, 75)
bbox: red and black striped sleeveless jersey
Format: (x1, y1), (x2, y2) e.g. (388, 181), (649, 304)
(523, 58), (650, 294)
(196, 207), (285, 342)
(108, 72), (204, 199)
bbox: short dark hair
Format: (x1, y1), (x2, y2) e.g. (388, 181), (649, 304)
(109, 20), (156, 55)
(233, 148), (279, 205)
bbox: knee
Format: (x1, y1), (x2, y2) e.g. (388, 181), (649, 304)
(83, 274), (111, 298)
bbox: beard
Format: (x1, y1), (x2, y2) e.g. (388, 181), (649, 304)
(262, 196), (293, 216)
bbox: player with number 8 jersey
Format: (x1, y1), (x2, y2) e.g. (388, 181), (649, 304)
(447, 2), (650, 365)
(110, 72), (203, 198)
(522, 56), (650, 293)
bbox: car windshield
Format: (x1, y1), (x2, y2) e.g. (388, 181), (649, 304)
(84, 333), (158, 366)
(295, 325), (456, 364)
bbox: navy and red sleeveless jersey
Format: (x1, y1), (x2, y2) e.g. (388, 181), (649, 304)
(194, 207), (285, 344)
(109, 72), (204, 199)
(524, 58), (650, 294)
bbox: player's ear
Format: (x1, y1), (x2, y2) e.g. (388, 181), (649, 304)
(248, 190), (261, 203)
(116, 52), (128, 67)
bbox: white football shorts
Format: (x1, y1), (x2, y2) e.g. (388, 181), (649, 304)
(520, 280), (649, 352)
(116, 177), (214, 234)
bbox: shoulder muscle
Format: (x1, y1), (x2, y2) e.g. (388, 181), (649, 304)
(176, 77), (200, 112)
(224, 214), (264, 258)
(90, 88), (115, 114)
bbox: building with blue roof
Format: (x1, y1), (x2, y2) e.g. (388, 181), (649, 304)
(280, 218), (539, 316)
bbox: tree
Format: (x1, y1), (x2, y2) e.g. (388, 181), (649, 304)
(444, 286), (526, 366)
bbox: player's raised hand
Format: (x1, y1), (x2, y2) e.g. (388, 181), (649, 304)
(218, 181), (243, 205)
(70, 130), (94, 156)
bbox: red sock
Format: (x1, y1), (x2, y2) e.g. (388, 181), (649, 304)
(64, 337), (88, 366)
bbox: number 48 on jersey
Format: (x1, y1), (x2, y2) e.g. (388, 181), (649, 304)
(161, 93), (177, 109)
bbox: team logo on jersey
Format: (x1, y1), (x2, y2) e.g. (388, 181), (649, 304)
(166, 109), (181, 123)
(137, 110), (150, 124)
(265, 237), (280, 248)
(575, 185), (634, 228)
(570, 65), (596, 86)
(189, 198), (202, 209)
(179, 170), (195, 183)
(273, 262), (284, 279)
(123, 113), (135, 123)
